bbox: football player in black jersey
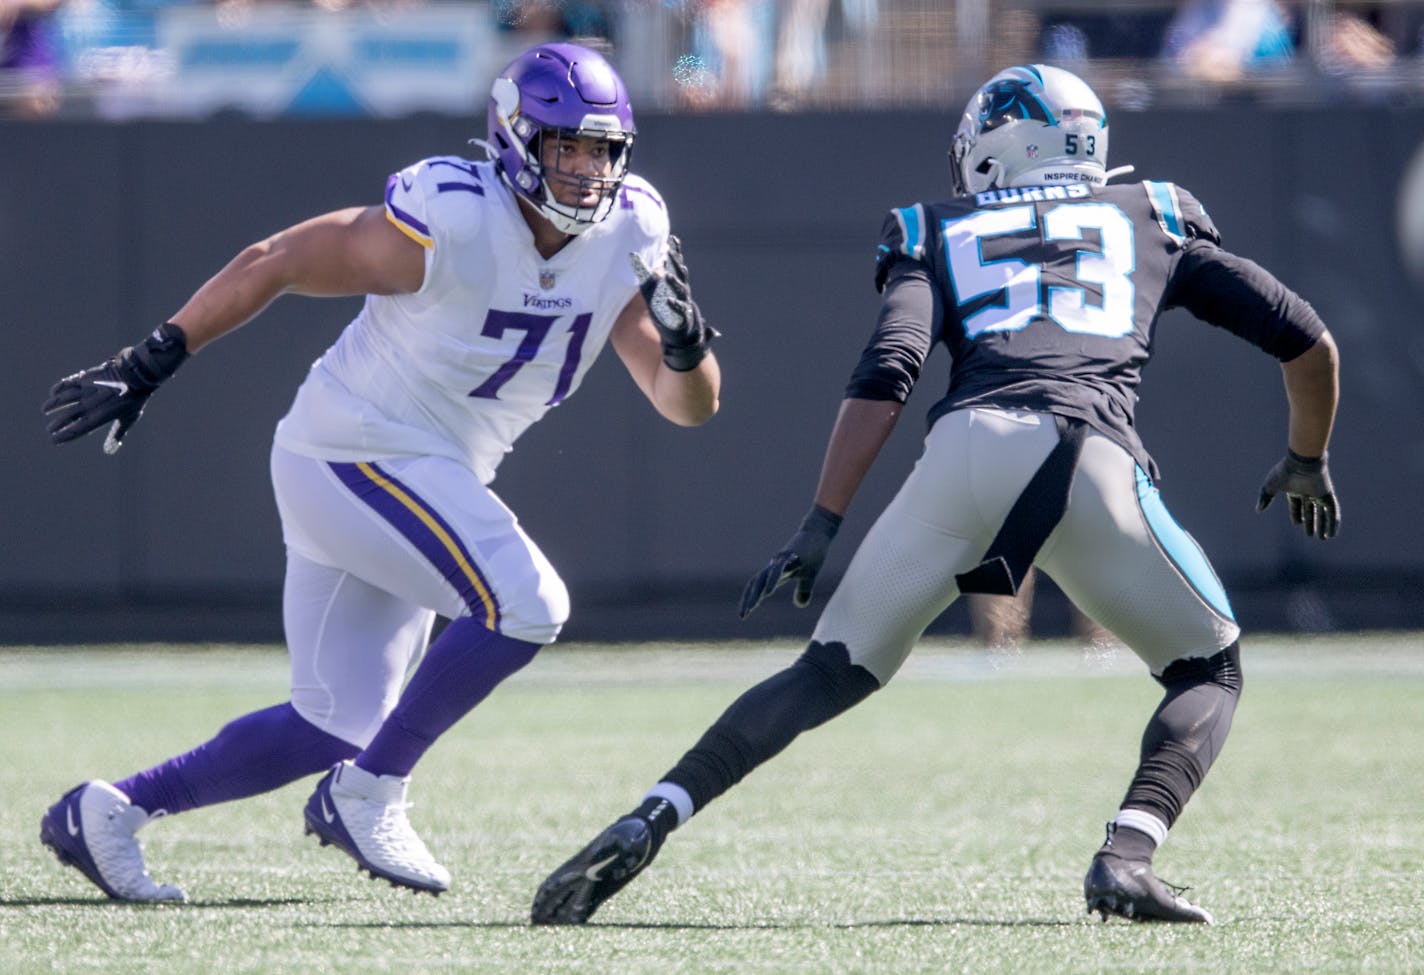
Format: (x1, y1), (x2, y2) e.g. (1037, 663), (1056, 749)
(532, 64), (1339, 926)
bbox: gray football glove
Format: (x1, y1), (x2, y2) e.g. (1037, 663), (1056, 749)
(43, 322), (189, 454)
(630, 234), (718, 372)
(1257, 449), (1339, 539)
(739, 505), (843, 618)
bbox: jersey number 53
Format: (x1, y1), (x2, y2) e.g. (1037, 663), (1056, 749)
(944, 202), (1135, 340)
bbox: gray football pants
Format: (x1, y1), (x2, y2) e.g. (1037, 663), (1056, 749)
(813, 407), (1241, 682)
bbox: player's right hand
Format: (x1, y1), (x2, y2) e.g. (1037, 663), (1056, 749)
(738, 505), (843, 618)
(43, 323), (188, 455)
(1256, 450), (1339, 539)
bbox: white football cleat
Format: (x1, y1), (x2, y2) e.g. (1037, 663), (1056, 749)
(303, 761), (450, 894)
(40, 780), (187, 902)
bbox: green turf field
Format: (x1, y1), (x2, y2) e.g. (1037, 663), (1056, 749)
(3, 634), (1423, 974)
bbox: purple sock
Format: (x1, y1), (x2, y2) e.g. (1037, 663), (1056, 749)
(115, 703), (358, 817)
(355, 619), (540, 778)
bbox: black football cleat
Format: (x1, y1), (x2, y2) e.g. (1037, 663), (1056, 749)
(1084, 853), (1215, 924)
(531, 816), (657, 925)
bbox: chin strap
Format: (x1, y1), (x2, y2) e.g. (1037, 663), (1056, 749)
(982, 158), (1005, 191)
(471, 137), (587, 235)
(1104, 164), (1137, 182)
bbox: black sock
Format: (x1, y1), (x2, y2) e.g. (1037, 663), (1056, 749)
(1122, 644), (1242, 826)
(630, 796), (678, 853)
(1099, 823), (1157, 862)
(660, 641), (881, 809)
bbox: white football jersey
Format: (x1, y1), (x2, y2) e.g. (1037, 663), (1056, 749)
(274, 156), (670, 483)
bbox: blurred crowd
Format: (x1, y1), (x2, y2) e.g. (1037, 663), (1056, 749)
(5, 1), (1424, 120)
(2, 0), (66, 116)
(1041, 0), (1416, 83)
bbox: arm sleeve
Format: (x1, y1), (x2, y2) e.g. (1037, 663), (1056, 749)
(1166, 240), (1326, 362)
(844, 260), (941, 402)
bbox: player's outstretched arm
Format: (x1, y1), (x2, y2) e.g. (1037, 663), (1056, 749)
(1257, 331), (1340, 538)
(170, 205), (425, 352)
(739, 397), (903, 617)
(42, 206), (425, 454)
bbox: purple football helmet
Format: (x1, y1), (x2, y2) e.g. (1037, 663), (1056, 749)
(487, 43), (635, 235)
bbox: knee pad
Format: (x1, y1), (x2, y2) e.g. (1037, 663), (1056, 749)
(492, 574), (569, 645)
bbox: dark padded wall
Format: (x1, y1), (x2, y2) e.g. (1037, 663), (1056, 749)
(4, 107), (1422, 642)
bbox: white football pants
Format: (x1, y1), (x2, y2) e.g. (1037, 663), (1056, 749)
(814, 407), (1241, 684)
(270, 444), (568, 745)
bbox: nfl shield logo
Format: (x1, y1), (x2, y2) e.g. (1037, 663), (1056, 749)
(540, 269), (556, 290)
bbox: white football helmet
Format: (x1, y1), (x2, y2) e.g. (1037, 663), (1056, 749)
(950, 64), (1117, 196)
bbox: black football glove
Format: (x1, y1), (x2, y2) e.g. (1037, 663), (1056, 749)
(43, 322), (189, 455)
(630, 234), (718, 372)
(1256, 449), (1340, 539)
(738, 504), (843, 618)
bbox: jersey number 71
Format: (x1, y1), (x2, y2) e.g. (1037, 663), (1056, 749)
(468, 309), (593, 406)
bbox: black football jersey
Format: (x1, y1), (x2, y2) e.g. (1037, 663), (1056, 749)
(865, 180), (1324, 478)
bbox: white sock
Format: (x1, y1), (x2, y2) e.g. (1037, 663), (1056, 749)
(1113, 808), (1169, 848)
(644, 782), (694, 828)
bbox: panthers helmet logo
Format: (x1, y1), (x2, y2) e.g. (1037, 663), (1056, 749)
(977, 79), (1053, 134)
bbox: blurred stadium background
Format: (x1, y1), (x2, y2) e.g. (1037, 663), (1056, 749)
(3, 0), (1423, 646)
(9, 0), (1424, 117)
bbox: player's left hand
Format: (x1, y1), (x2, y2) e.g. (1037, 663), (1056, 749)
(739, 505), (843, 618)
(1256, 450), (1339, 539)
(630, 234), (718, 371)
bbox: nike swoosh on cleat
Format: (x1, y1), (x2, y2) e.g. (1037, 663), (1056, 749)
(93, 379), (129, 396)
(320, 794), (337, 825)
(583, 853), (618, 881)
(66, 806), (81, 837)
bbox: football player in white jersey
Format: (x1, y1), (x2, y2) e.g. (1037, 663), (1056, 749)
(39, 43), (720, 902)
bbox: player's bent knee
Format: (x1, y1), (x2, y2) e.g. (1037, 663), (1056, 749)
(494, 577), (570, 645)
(498, 601), (567, 644)
(1158, 640), (1242, 696)
(499, 618), (564, 645)
(286, 695), (378, 749)
(795, 640), (883, 722)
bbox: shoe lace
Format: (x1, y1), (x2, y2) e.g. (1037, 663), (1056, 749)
(1159, 877), (1191, 899)
(370, 800), (435, 863)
